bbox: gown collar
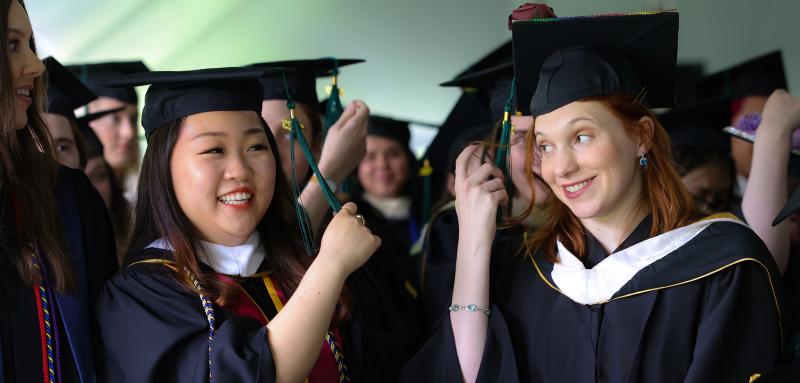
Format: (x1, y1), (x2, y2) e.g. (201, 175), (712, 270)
(552, 216), (746, 305)
(146, 232), (266, 277)
(362, 193), (411, 220)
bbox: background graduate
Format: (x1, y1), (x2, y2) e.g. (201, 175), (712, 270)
(414, 4), (555, 334)
(1, 1), (117, 381)
(95, 67), (412, 382)
(401, 10), (783, 383)
(66, 59), (149, 203)
(250, 59), (368, 237)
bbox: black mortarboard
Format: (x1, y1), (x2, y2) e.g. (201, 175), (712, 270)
(674, 63), (705, 106)
(512, 11), (679, 116)
(659, 97), (731, 153)
(75, 107), (123, 159)
(454, 40), (512, 78)
(368, 115), (410, 149)
(441, 62), (514, 123)
(44, 57), (97, 119)
(697, 51), (787, 100)
(101, 67), (267, 139)
(248, 58), (363, 109)
(67, 61), (150, 105)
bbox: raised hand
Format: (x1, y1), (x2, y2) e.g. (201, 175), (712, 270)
(317, 101), (369, 183)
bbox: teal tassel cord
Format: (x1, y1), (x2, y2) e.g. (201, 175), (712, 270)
(279, 69), (342, 256)
(494, 78), (516, 221)
(322, 57), (343, 139)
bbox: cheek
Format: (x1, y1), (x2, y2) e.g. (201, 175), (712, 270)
(390, 157), (409, 178)
(170, 155), (215, 211)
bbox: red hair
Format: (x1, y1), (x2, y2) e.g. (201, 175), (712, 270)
(524, 93), (700, 262)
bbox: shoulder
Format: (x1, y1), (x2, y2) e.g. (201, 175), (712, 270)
(56, 165), (107, 214)
(690, 217), (774, 266)
(103, 248), (185, 298)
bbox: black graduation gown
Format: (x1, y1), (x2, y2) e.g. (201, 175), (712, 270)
(350, 195), (421, 345)
(400, 216), (784, 383)
(96, 248), (412, 383)
(416, 204), (523, 338)
(0, 166), (117, 383)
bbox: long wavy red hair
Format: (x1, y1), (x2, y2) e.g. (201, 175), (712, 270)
(524, 93), (700, 262)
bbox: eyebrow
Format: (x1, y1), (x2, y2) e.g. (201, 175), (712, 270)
(55, 137), (74, 145)
(191, 127), (265, 140)
(534, 116), (595, 137)
(8, 27), (29, 37)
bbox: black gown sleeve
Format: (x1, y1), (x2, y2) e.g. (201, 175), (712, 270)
(66, 166), (118, 299)
(398, 302), (519, 383)
(683, 260), (784, 382)
(96, 262), (276, 383)
(343, 268), (415, 382)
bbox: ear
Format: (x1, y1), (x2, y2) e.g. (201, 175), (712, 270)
(635, 116), (655, 154)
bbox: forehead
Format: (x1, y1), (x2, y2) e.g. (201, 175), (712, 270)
(181, 110), (262, 133)
(8, 1), (32, 34)
(366, 135), (404, 150)
(533, 100), (613, 135)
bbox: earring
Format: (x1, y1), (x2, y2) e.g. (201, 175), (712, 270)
(639, 153), (649, 168)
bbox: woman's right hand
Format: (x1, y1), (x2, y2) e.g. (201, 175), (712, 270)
(761, 89), (800, 136)
(317, 101), (369, 183)
(318, 202), (381, 276)
(454, 144), (509, 247)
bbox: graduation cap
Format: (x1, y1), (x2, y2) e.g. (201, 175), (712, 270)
(101, 67), (267, 140)
(367, 115), (411, 149)
(674, 63), (705, 106)
(511, 11), (679, 116)
(455, 40), (512, 78)
(43, 57), (97, 119)
(441, 62), (514, 123)
(659, 97), (731, 153)
(697, 51), (786, 100)
(67, 61), (150, 105)
(75, 107), (124, 160)
(248, 58), (363, 138)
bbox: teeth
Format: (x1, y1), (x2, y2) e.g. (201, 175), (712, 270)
(218, 192), (252, 203)
(565, 181), (588, 193)
(16, 89), (30, 96)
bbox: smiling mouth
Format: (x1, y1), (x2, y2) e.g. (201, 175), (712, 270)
(217, 191), (253, 206)
(561, 177), (595, 198)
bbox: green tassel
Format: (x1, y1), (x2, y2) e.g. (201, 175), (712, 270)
(494, 78), (516, 222)
(322, 58), (343, 139)
(289, 127), (316, 255)
(287, 100), (342, 213)
(279, 69), (343, 255)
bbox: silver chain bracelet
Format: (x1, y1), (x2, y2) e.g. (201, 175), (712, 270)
(448, 303), (491, 316)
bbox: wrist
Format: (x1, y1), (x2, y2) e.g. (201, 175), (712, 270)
(317, 162), (344, 184)
(311, 250), (349, 281)
(758, 120), (794, 141)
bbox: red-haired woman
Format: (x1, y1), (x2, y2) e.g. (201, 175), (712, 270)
(402, 11), (782, 383)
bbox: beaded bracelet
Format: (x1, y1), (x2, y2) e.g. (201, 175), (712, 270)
(449, 303), (491, 316)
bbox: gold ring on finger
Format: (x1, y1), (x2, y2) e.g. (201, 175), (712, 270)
(354, 214), (366, 226)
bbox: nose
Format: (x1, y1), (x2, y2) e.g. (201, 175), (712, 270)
(375, 153), (389, 169)
(551, 148), (578, 180)
(25, 51), (45, 79)
(224, 151), (253, 182)
(118, 115), (136, 143)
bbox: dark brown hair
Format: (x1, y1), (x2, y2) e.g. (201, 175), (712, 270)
(1, 0), (74, 294)
(525, 93), (700, 262)
(127, 114), (351, 320)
